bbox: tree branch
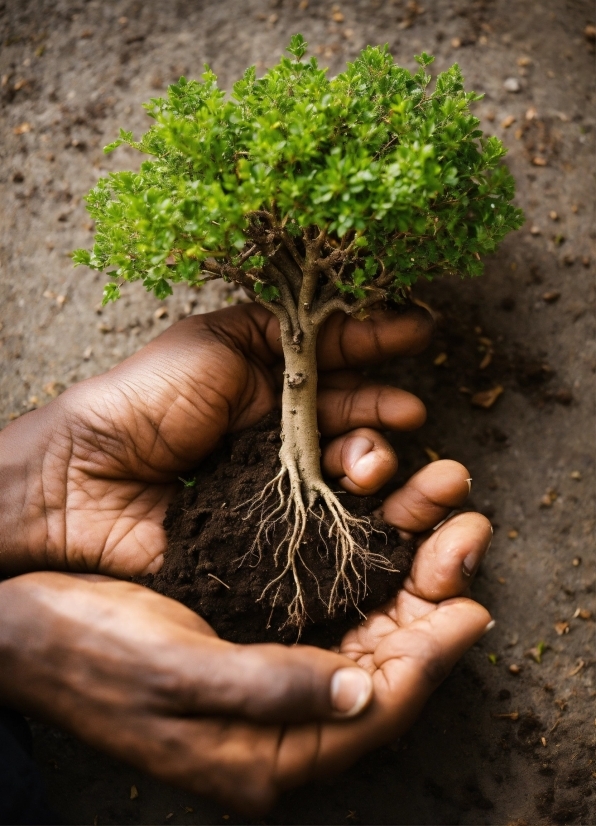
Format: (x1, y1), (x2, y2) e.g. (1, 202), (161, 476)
(264, 262), (302, 349)
(311, 289), (386, 326)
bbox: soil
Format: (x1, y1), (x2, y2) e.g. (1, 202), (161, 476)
(142, 411), (414, 648)
(1, 0), (594, 824)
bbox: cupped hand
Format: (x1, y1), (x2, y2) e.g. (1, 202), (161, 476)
(0, 302), (433, 576)
(0, 470), (492, 815)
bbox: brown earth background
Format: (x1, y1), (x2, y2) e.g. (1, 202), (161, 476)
(0, 0), (594, 823)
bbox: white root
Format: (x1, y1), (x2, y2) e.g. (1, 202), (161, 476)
(236, 457), (395, 631)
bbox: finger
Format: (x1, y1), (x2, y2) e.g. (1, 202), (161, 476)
(322, 428), (398, 495)
(401, 511), (493, 605)
(175, 639), (374, 724)
(316, 306), (434, 370)
(317, 383), (426, 438)
(377, 459), (471, 534)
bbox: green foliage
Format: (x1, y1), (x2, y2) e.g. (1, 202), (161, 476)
(73, 38), (523, 303)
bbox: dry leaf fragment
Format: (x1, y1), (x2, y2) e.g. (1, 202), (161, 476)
(517, 56), (532, 66)
(532, 156), (547, 166)
(433, 352), (447, 366)
(14, 122), (32, 135)
(298, 0), (309, 8)
(478, 336), (493, 346)
(542, 291), (560, 303)
(130, 785), (139, 800)
(554, 621), (570, 636)
(540, 736), (547, 747)
(491, 711), (519, 720)
(575, 608), (592, 620)
(43, 381), (65, 398)
(471, 385), (504, 409)
(501, 115), (516, 128)
(568, 659), (585, 677)
(497, 576), (506, 584)
(479, 351), (492, 370)
(424, 447), (440, 462)
(165, 814), (174, 822)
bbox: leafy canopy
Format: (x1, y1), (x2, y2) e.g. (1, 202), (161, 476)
(73, 36), (524, 304)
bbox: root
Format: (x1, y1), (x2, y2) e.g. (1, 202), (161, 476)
(235, 461), (395, 631)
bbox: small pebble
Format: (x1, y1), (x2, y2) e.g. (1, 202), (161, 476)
(569, 470), (581, 480)
(572, 556), (581, 567)
(549, 210), (559, 221)
(509, 664), (521, 675)
(503, 77), (521, 92)
(501, 114), (516, 128)
(542, 291), (560, 303)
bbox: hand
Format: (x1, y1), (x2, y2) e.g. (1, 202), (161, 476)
(0, 484), (491, 815)
(0, 301), (437, 576)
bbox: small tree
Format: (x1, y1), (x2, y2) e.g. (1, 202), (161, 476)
(74, 37), (523, 628)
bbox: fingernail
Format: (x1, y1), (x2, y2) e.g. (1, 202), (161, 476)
(466, 478), (473, 493)
(483, 619), (496, 634)
(462, 539), (491, 577)
(330, 667), (373, 718)
(345, 436), (374, 470)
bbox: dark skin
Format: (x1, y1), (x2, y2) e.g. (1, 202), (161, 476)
(0, 303), (492, 814)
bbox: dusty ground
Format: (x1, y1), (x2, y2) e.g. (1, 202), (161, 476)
(1, 0), (594, 823)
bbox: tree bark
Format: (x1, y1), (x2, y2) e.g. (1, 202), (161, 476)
(279, 319), (323, 507)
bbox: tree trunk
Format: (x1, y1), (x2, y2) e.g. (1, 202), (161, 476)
(278, 320), (324, 508)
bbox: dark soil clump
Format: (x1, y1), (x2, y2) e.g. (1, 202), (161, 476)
(141, 412), (414, 647)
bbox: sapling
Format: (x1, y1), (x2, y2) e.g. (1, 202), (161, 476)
(74, 37), (523, 630)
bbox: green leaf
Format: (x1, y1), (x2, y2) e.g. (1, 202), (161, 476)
(287, 34), (308, 60)
(415, 52), (435, 67)
(72, 248), (91, 266)
(101, 283), (121, 305)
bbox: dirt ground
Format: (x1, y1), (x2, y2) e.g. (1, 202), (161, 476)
(1, 0), (594, 823)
